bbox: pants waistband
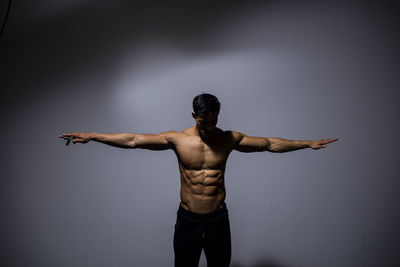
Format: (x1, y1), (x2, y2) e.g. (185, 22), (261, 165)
(178, 202), (228, 219)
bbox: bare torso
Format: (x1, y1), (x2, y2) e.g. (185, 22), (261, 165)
(169, 127), (237, 214)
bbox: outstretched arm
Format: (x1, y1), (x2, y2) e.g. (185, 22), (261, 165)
(59, 131), (176, 150)
(232, 131), (338, 153)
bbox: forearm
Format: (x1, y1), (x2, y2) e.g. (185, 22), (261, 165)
(266, 137), (311, 153)
(89, 132), (136, 148)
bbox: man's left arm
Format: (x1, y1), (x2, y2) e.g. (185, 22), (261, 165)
(232, 131), (338, 153)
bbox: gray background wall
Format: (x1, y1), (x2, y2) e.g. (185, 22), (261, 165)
(1, 1), (399, 266)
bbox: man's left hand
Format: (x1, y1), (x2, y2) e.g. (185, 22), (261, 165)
(309, 138), (339, 149)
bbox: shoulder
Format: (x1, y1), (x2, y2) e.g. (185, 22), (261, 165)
(159, 130), (180, 139)
(224, 130), (246, 144)
(181, 127), (196, 136)
(159, 130), (188, 144)
(225, 130), (246, 139)
(160, 130), (178, 135)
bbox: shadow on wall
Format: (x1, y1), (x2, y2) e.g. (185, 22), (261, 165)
(1, 0), (271, 113)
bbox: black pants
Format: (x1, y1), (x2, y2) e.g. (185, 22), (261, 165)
(173, 203), (231, 267)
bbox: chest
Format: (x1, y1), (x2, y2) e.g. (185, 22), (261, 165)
(174, 136), (233, 169)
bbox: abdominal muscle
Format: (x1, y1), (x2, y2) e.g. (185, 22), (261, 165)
(179, 167), (226, 214)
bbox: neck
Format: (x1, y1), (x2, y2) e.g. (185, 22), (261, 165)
(194, 126), (217, 140)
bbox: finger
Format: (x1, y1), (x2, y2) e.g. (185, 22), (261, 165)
(322, 138), (338, 144)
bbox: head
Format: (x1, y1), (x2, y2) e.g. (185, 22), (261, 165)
(192, 93), (220, 137)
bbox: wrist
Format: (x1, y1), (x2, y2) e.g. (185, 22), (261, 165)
(304, 140), (311, 148)
(88, 132), (97, 141)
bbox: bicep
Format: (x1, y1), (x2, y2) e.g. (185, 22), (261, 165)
(233, 133), (270, 153)
(132, 131), (175, 150)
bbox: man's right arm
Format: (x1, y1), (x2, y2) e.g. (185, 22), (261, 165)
(59, 131), (176, 150)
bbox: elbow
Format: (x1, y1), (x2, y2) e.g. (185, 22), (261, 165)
(127, 135), (137, 149)
(265, 138), (288, 153)
(128, 140), (137, 149)
(267, 143), (287, 153)
(260, 138), (272, 152)
(267, 145), (279, 153)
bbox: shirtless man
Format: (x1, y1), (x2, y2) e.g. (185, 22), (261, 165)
(59, 93), (338, 267)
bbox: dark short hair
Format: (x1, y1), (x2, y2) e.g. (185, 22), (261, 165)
(193, 93), (221, 116)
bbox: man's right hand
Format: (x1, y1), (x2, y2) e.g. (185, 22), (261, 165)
(59, 132), (92, 144)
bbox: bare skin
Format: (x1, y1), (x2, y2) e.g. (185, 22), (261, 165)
(59, 112), (338, 214)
